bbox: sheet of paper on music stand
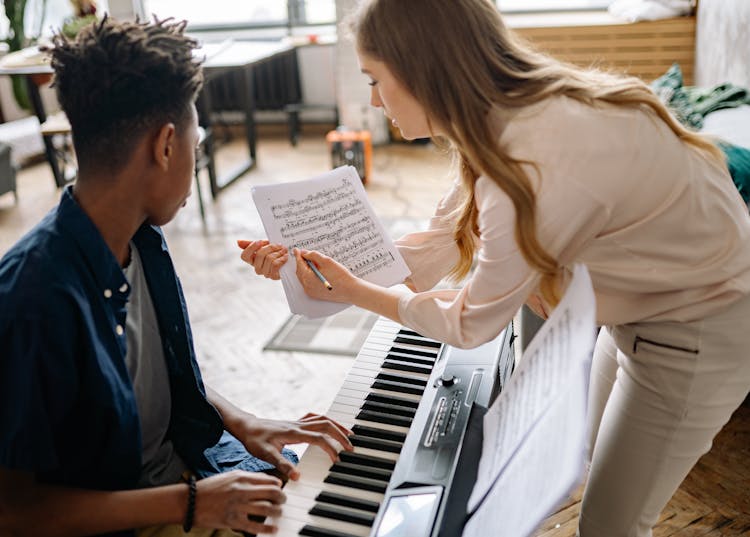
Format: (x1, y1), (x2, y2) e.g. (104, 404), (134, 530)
(251, 166), (411, 318)
(463, 264), (596, 537)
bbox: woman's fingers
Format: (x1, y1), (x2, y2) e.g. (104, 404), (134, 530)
(239, 239), (268, 265)
(238, 240), (289, 279)
(257, 245), (288, 277)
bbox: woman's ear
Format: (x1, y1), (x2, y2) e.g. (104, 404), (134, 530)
(153, 122), (176, 170)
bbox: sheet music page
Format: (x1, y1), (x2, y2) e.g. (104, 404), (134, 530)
(464, 264), (596, 537)
(251, 166), (411, 318)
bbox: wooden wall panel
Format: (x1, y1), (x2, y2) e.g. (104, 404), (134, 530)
(512, 16), (697, 84)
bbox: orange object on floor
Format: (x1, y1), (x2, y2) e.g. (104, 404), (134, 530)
(326, 129), (372, 184)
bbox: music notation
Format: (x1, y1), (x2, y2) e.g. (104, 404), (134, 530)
(465, 264), (595, 537)
(251, 166), (411, 318)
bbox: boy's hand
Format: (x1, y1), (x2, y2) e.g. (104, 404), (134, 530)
(194, 470), (285, 534)
(237, 239), (288, 280)
(234, 413), (354, 481)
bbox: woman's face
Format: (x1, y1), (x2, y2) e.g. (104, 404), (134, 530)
(357, 50), (439, 140)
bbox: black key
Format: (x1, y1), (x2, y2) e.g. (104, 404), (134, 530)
(315, 491), (381, 513)
(366, 393), (420, 409)
(372, 379), (424, 396)
(357, 409), (413, 428)
(388, 346), (438, 358)
(325, 472), (388, 493)
(382, 359), (433, 374)
(299, 525), (361, 537)
(376, 372), (427, 387)
(339, 451), (396, 471)
(386, 351), (436, 366)
(352, 424), (407, 443)
(398, 328), (425, 338)
(309, 503), (377, 527)
(394, 336), (442, 349)
(329, 461), (392, 482)
(350, 434), (403, 453)
(361, 400), (416, 418)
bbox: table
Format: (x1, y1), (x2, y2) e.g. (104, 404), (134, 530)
(199, 40), (295, 198)
(0, 62), (70, 189)
(0, 40), (296, 195)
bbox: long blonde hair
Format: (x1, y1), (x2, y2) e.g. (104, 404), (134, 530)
(349, 0), (723, 306)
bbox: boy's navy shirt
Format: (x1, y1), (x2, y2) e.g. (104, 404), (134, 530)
(0, 187), (289, 530)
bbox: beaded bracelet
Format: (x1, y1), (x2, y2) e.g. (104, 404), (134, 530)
(183, 473), (197, 533)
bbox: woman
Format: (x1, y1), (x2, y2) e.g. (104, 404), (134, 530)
(240, 0), (750, 535)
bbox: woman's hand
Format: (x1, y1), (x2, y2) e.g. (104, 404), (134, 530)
(294, 248), (361, 303)
(193, 470), (285, 534)
(234, 413), (354, 481)
(237, 239), (288, 280)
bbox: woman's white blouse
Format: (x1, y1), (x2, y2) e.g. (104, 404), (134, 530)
(395, 96), (750, 348)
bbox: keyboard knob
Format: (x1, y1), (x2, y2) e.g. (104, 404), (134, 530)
(437, 374), (457, 387)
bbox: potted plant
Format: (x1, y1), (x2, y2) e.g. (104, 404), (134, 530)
(1, 0), (44, 109)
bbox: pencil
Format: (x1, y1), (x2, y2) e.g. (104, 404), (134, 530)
(304, 258), (333, 290)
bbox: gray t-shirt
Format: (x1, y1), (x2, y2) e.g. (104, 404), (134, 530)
(124, 243), (188, 487)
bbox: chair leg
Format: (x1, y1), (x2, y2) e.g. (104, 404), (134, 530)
(194, 170), (206, 223)
(288, 108), (300, 147)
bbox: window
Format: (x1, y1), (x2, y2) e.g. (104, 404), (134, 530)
(1, 0), (79, 41)
(143, 0), (336, 30)
(497, 0), (611, 12)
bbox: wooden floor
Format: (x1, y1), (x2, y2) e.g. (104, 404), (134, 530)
(534, 399), (750, 537)
(0, 129), (748, 535)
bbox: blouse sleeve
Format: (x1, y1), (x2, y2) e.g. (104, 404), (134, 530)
(395, 179), (468, 291)
(397, 165), (610, 349)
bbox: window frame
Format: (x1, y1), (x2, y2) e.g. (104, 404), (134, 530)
(496, 0), (611, 14)
(141, 0), (336, 34)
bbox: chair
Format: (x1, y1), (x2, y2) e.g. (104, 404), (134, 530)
(39, 111), (77, 185)
(285, 102), (339, 146)
(194, 126), (217, 223)
(0, 141), (18, 201)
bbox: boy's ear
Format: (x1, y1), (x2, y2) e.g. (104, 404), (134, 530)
(153, 122), (177, 170)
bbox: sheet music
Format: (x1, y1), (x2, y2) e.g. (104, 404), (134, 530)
(464, 264), (596, 537)
(252, 166), (411, 318)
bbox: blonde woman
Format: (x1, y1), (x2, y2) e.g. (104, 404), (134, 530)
(240, 0), (750, 534)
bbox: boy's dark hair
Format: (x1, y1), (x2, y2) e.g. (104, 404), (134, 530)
(48, 17), (203, 172)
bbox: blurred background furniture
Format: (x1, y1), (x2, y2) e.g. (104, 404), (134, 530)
(199, 40), (296, 198)
(193, 126), (216, 223)
(0, 141), (18, 201)
(0, 61), (73, 189)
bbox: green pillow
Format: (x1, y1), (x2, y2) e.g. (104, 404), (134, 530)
(720, 143), (750, 203)
(651, 65), (750, 202)
(651, 63), (750, 130)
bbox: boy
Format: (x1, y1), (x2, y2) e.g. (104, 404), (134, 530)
(0, 17), (351, 537)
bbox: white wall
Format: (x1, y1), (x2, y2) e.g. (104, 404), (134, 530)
(106, 0), (146, 21)
(694, 0), (750, 88)
(334, 0), (389, 144)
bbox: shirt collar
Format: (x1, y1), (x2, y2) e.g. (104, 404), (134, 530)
(56, 186), (130, 299)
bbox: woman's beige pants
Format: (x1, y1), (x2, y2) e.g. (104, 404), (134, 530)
(579, 293), (750, 537)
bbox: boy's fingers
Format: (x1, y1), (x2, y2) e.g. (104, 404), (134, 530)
(237, 239), (251, 249)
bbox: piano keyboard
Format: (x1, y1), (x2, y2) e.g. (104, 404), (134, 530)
(269, 317), (514, 537)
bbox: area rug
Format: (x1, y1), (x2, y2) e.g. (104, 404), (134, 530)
(263, 306), (380, 356)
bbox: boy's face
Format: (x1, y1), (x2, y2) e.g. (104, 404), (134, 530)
(148, 104), (200, 226)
